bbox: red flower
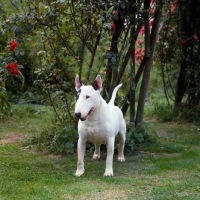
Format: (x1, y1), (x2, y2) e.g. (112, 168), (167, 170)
(6, 62), (18, 69)
(139, 27), (145, 35)
(149, 19), (154, 27)
(150, 9), (155, 14)
(137, 39), (143, 46)
(113, 11), (118, 15)
(6, 62), (20, 75)
(111, 23), (116, 29)
(135, 48), (145, 62)
(10, 68), (20, 75)
(156, 36), (160, 43)
(193, 34), (199, 41)
(5, 63), (11, 70)
(111, 31), (115, 35)
(9, 40), (18, 51)
(171, 5), (177, 12)
(180, 39), (186, 45)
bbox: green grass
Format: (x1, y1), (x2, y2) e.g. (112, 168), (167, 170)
(0, 104), (53, 139)
(0, 105), (200, 199)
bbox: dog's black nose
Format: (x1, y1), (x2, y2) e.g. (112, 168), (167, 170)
(75, 112), (81, 118)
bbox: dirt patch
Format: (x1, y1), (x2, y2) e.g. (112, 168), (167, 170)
(135, 151), (181, 157)
(0, 133), (24, 145)
(62, 188), (129, 200)
(87, 189), (128, 200)
(47, 154), (61, 159)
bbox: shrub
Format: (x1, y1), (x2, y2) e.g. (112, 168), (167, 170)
(0, 86), (11, 117)
(125, 122), (158, 153)
(26, 123), (158, 155)
(25, 115), (78, 155)
(149, 101), (200, 122)
(152, 102), (178, 122)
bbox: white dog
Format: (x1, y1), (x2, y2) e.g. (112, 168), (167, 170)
(75, 75), (126, 176)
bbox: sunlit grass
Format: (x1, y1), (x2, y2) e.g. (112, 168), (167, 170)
(0, 104), (200, 199)
(0, 104), (53, 138)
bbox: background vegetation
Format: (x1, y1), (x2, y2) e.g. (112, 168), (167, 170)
(0, 0), (200, 153)
(0, 1), (200, 199)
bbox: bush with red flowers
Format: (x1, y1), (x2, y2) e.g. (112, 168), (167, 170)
(6, 40), (21, 76)
(5, 62), (20, 75)
(1, 39), (25, 102)
(111, 23), (116, 35)
(113, 11), (118, 15)
(9, 40), (18, 51)
(111, 23), (116, 29)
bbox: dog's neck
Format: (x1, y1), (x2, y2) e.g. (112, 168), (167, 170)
(86, 96), (104, 122)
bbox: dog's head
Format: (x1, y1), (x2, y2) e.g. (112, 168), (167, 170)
(75, 75), (102, 121)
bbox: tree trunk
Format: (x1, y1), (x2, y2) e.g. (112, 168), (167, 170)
(129, 36), (136, 125)
(135, 57), (152, 126)
(174, 0), (200, 107)
(174, 60), (187, 106)
(102, 10), (124, 101)
(135, 0), (163, 126)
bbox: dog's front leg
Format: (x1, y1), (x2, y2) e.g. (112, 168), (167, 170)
(104, 137), (115, 177)
(92, 144), (100, 160)
(75, 137), (86, 176)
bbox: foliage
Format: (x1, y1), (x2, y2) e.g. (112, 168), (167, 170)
(151, 102), (178, 122)
(0, 6), (27, 113)
(176, 107), (200, 122)
(0, 86), (11, 117)
(0, 49), (11, 117)
(148, 101), (200, 123)
(22, 105), (78, 155)
(125, 122), (158, 153)
(0, 0), (163, 153)
(25, 115), (158, 155)
(0, 0), (164, 124)
(155, 0), (200, 108)
(12, 103), (47, 118)
(25, 118), (78, 154)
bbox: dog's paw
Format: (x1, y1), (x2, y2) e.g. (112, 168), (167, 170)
(92, 153), (100, 160)
(75, 169), (85, 177)
(104, 170), (113, 177)
(118, 156), (125, 162)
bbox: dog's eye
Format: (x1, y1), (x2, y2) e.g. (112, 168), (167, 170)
(86, 95), (90, 99)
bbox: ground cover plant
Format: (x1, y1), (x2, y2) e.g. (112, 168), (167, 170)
(0, 104), (200, 200)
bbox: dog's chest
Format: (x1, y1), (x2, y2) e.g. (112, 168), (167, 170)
(81, 121), (107, 144)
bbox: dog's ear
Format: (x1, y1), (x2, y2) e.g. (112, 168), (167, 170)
(93, 75), (102, 91)
(75, 75), (83, 91)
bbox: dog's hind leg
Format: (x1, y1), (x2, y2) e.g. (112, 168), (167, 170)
(104, 137), (115, 176)
(118, 125), (126, 162)
(92, 144), (100, 160)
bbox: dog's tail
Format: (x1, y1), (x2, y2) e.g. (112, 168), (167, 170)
(108, 84), (122, 105)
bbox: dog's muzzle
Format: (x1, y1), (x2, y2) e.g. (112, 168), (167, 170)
(75, 112), (81, 118)
(75, 108), (94, 121)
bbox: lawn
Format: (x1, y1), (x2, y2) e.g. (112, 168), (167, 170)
(0, 105), (200, 200)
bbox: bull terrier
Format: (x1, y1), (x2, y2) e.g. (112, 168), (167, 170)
(75, 75), (126, 176)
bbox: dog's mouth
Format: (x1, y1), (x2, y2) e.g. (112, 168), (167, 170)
(80, 108), (94, 121)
